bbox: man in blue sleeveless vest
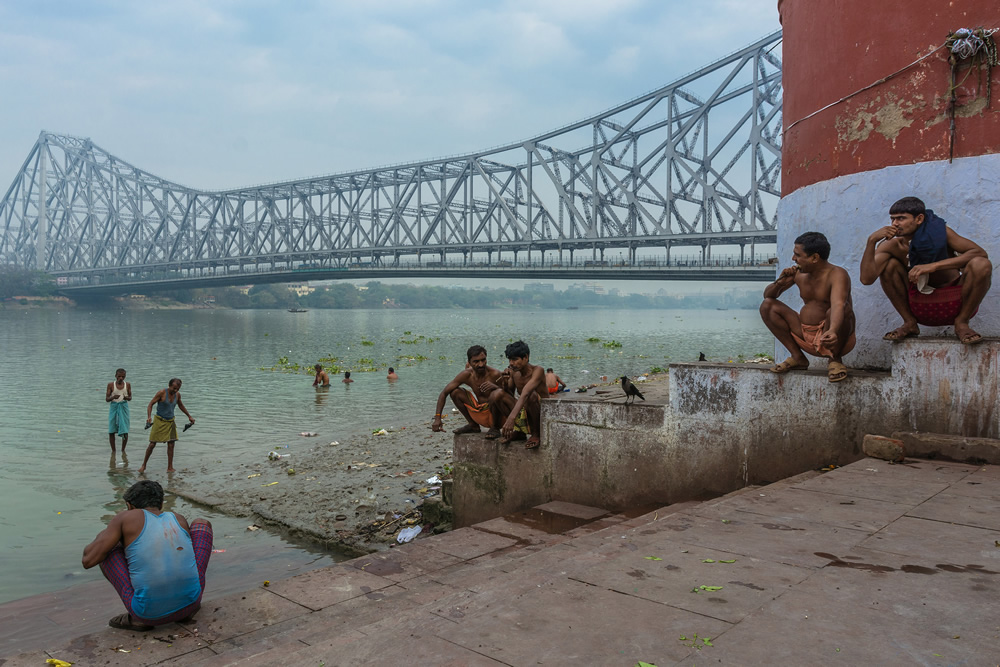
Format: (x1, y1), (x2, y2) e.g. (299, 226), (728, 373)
(82, 480), (213, 631)
(860, 196), (992, 345)
(140, 378), (195, 473)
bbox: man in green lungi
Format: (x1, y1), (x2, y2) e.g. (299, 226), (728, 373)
(140, 379), (195, 474)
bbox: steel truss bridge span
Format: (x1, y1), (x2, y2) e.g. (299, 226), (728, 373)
(0, 31), (782, 291)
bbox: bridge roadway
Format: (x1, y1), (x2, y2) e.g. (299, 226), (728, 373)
(57, 260), (778, 295)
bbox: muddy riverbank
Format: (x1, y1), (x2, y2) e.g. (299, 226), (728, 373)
(168, 416), (459, 555)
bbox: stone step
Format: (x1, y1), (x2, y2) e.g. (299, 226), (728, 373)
(891, 431), (1000, 465)
(20, 494), (725, 665)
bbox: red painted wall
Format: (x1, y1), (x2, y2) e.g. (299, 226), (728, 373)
(779, 0), (1000, 195)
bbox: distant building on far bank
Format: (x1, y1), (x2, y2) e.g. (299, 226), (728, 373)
(569, 282), (606, 295)
(287, 283), (315, 297)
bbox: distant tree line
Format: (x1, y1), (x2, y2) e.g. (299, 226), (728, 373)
(160, 281), (761, 310)
(0, 266), (55, 299)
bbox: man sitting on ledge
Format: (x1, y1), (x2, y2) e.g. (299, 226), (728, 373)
(860, 196), (992, 344)
(82, 480), (212, 631)
(760, 231), (856, 382)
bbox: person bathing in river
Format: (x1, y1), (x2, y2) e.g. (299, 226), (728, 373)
(760, 232), (856, 383)
(342, 371), (354, 384)
(545, 368), (566, 394)
(387, 367), (399, 382)
(313, 364), (330, 388)
(859, 196), (992, 344)
(82, 480), (213, 631)
(140, 379), (195, 473)
(106, 368), (132, 453)
(431, 345), (503, 435)
(481, 340), (548, 448)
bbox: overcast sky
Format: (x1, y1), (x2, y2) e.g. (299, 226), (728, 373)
(0, 1), (780, 192)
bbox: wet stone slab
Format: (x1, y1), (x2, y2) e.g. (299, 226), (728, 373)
(261, 564), (394, 611)
(568, 543), (814, 624)
(859, 515), (1000, 563)
(792, 467), (951, 505)
(419, 526), (518, 560)
(442, 577), (731, 665)
(347, 542), (463, 582)
(695, 486), (914, 533)
(635, 510), (872, 569)
(691, 583), (996, 666)
(904, 491), (1000, 531)
(176, 588), (311, 644)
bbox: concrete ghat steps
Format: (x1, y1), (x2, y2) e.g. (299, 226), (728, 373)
(10, 459), (998, 665)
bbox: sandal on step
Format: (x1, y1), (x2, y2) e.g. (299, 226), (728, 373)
(108, 613), (154, 631)
(827, 361), (848, 383)
(770, 359), (809, 374)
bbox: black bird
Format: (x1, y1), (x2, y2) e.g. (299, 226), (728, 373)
(620, 376), (645, 405)
(698, 352), (706, 361)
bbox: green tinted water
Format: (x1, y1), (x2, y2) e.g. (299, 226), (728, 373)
(0, 306), (770, 603)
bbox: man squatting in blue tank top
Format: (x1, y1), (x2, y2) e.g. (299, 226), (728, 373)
(140, 378), (195, 474)
(82, 480), (213, 630)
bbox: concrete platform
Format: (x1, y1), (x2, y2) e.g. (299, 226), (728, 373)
(4, 457), (998, 665)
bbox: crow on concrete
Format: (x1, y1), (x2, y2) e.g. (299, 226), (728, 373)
(619, 376), (645, 405)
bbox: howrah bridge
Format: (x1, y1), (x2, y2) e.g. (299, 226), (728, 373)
(0, 31), (782, 295)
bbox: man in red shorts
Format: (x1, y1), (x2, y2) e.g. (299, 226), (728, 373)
(860, 196), (992, 345)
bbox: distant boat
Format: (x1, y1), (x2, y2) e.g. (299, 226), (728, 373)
(716, 307), (729, 311)
(288, 308), (308, 313)
(566, 306), (579, 310)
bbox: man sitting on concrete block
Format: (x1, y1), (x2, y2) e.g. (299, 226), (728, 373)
(760, 231), (856, 382)
(860, 196), (992, 345)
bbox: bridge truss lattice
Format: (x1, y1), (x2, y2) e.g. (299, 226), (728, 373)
(0, 31), (781, 283)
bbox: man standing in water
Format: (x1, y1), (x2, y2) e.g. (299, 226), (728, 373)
(312, 364), (330, 387)
(482, 340), (548, 448)
(759, 231), (856, 382)
(83, 480), (213, 631)
(140, 379), (194, 473)
(431, 345), (503, 435)
(106, 368), (132, 453)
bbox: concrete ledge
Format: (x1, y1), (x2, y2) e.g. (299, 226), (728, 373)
(891, 431), (1000, 465)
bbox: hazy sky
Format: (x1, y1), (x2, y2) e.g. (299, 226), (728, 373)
(0, 1), (780, 191)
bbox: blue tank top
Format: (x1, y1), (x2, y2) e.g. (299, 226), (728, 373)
(156, 389), (178, 420)
(125, 510), (201, 619)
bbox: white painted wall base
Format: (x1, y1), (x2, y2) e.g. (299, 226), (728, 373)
(776, 154), (1000, 369)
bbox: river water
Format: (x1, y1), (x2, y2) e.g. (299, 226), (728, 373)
(0, 306), (770, 604)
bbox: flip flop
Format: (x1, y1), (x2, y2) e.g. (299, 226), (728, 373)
(883, 327), (919, 341)
(108, 613), (154, 632)
(484, 429), (501, 440)
(959, 332), (984, 345)
(827, 361), (848, 383)
(525, 438), (540, 449)
(770, 359), (809, 374)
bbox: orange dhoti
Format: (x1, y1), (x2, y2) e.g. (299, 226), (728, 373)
(791, 320), (856, 359)
(465, 390), (493, 428)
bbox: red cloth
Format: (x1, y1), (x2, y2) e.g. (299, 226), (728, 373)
(908, 284), (975, 326)
(100, 521), (213, 625)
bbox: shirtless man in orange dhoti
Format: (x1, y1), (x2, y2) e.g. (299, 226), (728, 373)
(759, 231), (856, 383)
(431, 345), (503, 435)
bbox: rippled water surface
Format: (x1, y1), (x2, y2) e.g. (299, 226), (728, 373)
(0, 306), (770, 603)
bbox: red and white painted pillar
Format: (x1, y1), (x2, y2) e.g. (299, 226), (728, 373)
(778, 0), (999, 368)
